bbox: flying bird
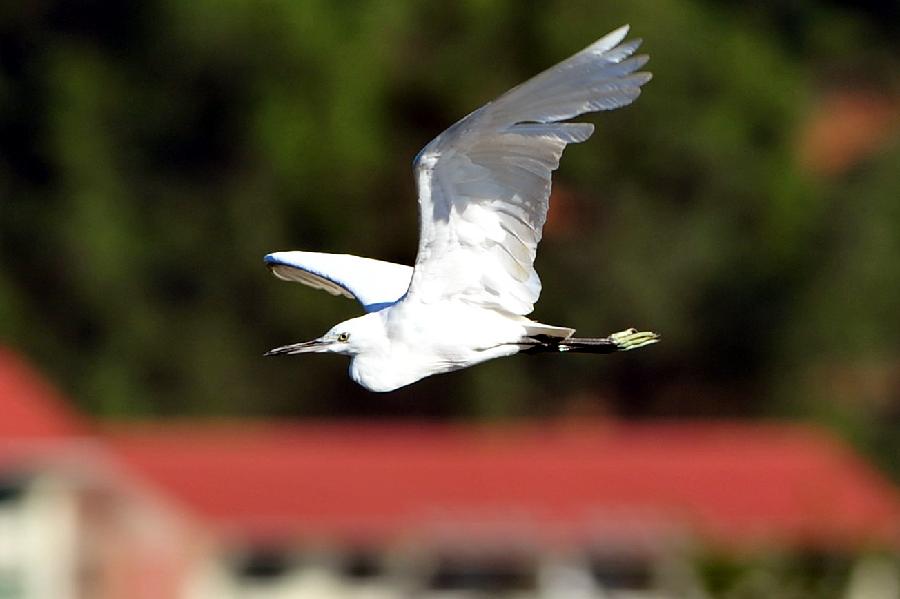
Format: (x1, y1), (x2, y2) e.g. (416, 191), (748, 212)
(264, 25), (659, 391)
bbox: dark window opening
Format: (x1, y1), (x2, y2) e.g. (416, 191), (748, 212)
(0, 474), (27, 504)
(429, 556), (536, 592)
(343, 550), (383, 580)
(590, 556), (653, 590)
(233, 546), (293, 582)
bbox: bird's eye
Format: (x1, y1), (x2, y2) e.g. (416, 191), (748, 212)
(337, 332), (350, 342)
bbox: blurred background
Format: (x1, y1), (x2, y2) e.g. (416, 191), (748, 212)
(1, 0), (899, 597)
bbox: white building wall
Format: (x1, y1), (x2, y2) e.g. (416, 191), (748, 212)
(0, 474), (79, 599)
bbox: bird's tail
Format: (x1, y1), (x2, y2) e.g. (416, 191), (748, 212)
(522, 320), (576, 339)
(522, 328), (659, 354)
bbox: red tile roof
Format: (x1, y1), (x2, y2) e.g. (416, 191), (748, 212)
(2, 346), (897, 551)
(0, 348), (87, 438)
(106, 421), (900, 551)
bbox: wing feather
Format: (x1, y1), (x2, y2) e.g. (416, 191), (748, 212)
(402, 26), (650, 315)
(265, 252), (412, 313)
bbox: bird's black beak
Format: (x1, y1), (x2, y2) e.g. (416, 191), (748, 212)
(264, 338), (331, 356)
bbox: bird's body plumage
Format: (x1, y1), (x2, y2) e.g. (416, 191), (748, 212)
(343, 305), (528, 392)
(264, 26), (659, 391)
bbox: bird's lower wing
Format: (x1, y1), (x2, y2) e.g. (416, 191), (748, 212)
(403, 25), (651, 315)
(265, 251), (413, 313)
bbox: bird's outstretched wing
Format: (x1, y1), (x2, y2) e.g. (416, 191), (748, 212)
(265, 252), (413, 312)
(404, 25), (650, 315)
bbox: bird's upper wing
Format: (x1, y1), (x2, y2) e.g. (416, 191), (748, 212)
(265, 251), (413, 312)
(404, 25), (650, 315)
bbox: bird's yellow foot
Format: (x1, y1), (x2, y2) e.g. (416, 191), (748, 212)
(608, 328), (660, 351)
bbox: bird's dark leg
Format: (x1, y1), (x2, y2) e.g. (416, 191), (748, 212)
(522, 328), (660, 354)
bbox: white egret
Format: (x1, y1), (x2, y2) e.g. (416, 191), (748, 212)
(265, 25), (659, 391)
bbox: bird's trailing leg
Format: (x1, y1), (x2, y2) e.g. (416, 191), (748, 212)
(523, 328), (660, 354)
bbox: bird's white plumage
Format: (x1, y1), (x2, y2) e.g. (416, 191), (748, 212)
(404, 25), (650, 314)
(265, 252), (412, 312)
(264, 26), (657, 391)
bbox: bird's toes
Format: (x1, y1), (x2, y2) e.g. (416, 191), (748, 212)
(609, 328), (660, 351)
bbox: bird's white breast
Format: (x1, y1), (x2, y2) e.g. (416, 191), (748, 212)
(349, 302), (525, 392)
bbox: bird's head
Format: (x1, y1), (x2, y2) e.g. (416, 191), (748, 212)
(265, 313), (384, 358)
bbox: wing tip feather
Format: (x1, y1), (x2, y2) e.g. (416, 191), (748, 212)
(263, 252), (287, 266)
(586, 24), (630, 56)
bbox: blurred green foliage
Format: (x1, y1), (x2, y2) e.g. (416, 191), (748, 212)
(1, 1), (898, 470)
(697, 549), (855, 599)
